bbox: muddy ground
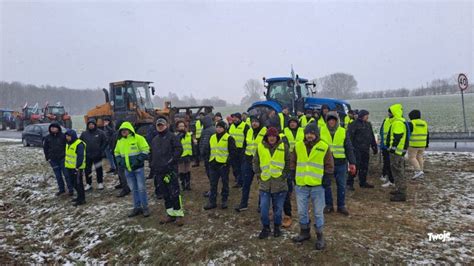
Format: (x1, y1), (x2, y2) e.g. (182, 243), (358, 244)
(1, 140), (473, 264)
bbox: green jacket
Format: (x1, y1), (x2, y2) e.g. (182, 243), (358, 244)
(114, 122), (150, 171)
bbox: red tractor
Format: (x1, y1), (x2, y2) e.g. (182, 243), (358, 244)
(42, 103), (73, 128)
(15, 103), (41, 131)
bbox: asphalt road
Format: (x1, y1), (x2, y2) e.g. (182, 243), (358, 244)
(0, 130), (472, 152)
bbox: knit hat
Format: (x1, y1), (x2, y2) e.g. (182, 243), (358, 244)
(304, 123), (319, 136)
(216, 121), (227, 129)
(266, 127), (279, 137)
(214, 112), (222, 118)
(231, 113), (242, 120)
(358, 109), (369, 119)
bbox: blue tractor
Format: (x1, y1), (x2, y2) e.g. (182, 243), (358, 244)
(247, 72), (352, 125)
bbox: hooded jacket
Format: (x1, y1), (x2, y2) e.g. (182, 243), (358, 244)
(323, 112), (357, 165)
(114, 122), (150, 171)
(150, 127), (183, 174)
(80, 119), (107, 159)
(385, 104), (408, 155)
(199, 115), (216, 159)
(43, 122), (66, 161)
(347, 112), (378, 153)
(65, 129), (85, 169)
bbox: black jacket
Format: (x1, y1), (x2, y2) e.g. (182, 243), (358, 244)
(103, 124), (116, 148)
(199, 116), (216, 160)
(150, 129), (183, 174)
(43, 122), (66, 161)
(80, 119), (107, 159)
(347, 119), (377, 152)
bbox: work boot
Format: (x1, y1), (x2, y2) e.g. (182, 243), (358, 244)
(73, 200), (86, 207)
(221, 201), (228, 209)
(390, 193), (407, 202)
(55, 191), (65, 197)
(142, 208), (150, 217)
(159, 215), (176, 224)
(203, 202), (217, 210)
(234, 204), (248, 212)
(128, 208), (143, 218)
(175, 217), (184, 227)
(273, 224), (282, 237)
(292, 227), (311, 243)
(117, 189), (130, 198)
(337, 207), (349, 216)
(324, 206), (334, 214)
(258, 226), (271, 239)
(315, 230), (326, 250)
(360, 183), (374, 188)
(282, 215), (292, 228)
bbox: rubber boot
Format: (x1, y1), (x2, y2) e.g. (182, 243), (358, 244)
(315, 230), (325, 250)
(292, 225), (311, 243)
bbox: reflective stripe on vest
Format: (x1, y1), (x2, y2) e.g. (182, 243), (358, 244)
(409, 119), (428, 147)
(279, 113), (285, 130)
(284, 127), (304, 152)
(258, 142), (286, 181)
(389, 118), (407, 156)
(229, 122), (246, 148)
(320, 125), (346, 159)
(195, 120), (203, 139)
(181, 132), (193, 157)
(295, 140), (328, 186)
(209, 133), (230, 163)
(245, 127), (267, 156)
(65, 139), (86, 169)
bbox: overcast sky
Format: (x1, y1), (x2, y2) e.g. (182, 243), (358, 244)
(1, 0), (473, 103)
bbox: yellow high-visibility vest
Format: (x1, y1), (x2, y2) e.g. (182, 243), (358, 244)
(244, 127), (267, 156)
(195, 120), (203, 139)
(181, 132), (193, 157)
(320, 125), (346, 159)
(299, 116), (315, 128)
(209, 133), (230, 163)
(389, 118), (407, 156)
(258, 142), (286, 181)
(344, 115), (353, 129)
(295, 140), (328, 186)
(229, 122), (246, 148)
(409, 119), (428, 148)
(65, 139), (86, 169)
(279, 113), (285, 130)
(284, 127), (304, 152)
(317, 116), (326, 129)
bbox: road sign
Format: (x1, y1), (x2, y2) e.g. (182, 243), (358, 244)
(458, 73), (468, 91)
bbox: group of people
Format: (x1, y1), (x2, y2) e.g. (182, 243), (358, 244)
(42, 103), (429, 250)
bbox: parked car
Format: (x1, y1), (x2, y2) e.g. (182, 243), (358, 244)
(21, 123), (66, 147)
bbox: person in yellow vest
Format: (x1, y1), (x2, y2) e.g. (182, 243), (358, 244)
(379, 115), (394, 187)
(242, 112), (251, 127)
(253, 127), (290, 239)
(115, 121), (151, 217)
(278, 106), (290, 131)
(385, 104), (408, 202)
(318, 104), (330, 127)
(65, 129), (86, 206)
(290, 123), (334, 250)
(204, 121), (237, 210)
(343, 110), (355, 129)
(192, 112), (205, 167)
(299, 109), (315, 128)
(407, 110), (429, 180)
(228, 113), (249, 188)
(176, 120), (193, 191)
(320, 112), (357, 216)
(281, 117), (304, 227)
(235, 116), (267, 212)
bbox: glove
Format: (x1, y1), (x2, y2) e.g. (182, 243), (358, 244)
(372, 146), (378, 155)
(348, 164), (357, 176)
(163, 173), (171, 184)
(322, 174), (333, 188)
(389, 147), (396, 154)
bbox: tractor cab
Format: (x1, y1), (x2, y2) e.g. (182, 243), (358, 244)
(109, 80), (155, 113)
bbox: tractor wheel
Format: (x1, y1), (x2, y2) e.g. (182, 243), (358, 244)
(1, 123), (5, 131)
(65, 119), (72, 129)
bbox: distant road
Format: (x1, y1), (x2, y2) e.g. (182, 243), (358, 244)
(0, 130), (21, 140)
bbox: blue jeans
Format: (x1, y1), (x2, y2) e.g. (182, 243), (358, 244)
(239, 158), (254, 207)
(324, 163), (347, 208)
(104, 146), (116, 170)
(259, 190), (287, 226)
(50, 159), (72, 193)
(125, 168), (148, 209)
(295, 185), (325, 231)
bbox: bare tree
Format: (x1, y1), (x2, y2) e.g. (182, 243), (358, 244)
(240, 79), (264, 106)
(318, 73), (358, 99)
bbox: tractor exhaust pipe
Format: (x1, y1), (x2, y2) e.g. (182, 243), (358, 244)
(102, 88), (109, 103)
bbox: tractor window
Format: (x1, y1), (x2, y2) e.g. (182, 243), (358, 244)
(268, 81), (294, 108)
(135, 85), (153, 109)
(50, 107), (65, 114)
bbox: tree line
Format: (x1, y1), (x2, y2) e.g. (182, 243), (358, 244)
(0, 81), (230, 115)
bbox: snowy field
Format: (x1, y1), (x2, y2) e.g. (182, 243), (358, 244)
(0, 141), (473, 264)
